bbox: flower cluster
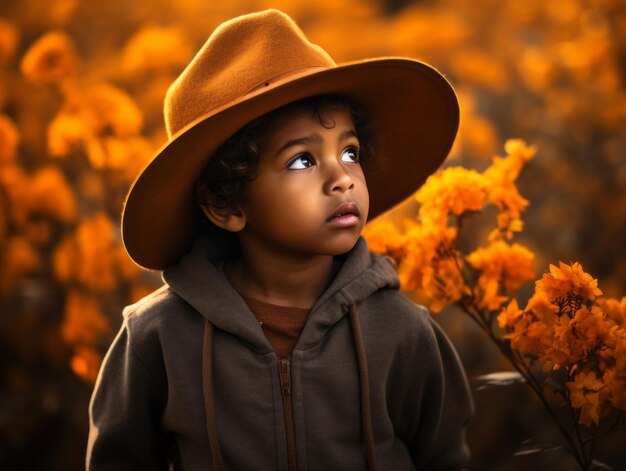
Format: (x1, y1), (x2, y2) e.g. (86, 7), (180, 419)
(364, 139), (536, 313)
(0, 28), (160, 384)
(364, 138), (626, 466)
(498, 263), (626, 426)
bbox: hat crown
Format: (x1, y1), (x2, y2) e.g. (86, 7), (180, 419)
(164, 9), (336, 139)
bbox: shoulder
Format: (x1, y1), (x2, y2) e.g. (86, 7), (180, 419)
(122, 284), (201, 347)
(360, 289), (435, 343)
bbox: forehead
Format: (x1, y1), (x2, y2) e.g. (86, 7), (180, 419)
(265, 107), (356, 146)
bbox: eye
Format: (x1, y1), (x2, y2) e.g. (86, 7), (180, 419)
(287, 153), (314, 170)
(341, 146), (360, 163)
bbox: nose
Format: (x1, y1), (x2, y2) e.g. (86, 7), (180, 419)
(324, 160), (355, 194)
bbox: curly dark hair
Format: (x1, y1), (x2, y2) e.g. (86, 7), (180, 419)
(195, 94), (376, 218)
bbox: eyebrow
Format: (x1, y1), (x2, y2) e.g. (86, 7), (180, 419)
(274, 130), (358, 158)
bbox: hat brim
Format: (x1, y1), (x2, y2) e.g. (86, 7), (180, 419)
(122, 58), (459, 270)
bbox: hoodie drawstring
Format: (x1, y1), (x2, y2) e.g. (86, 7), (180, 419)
(348, 302), (379, 471)
(201, 305), (378, 471)
(203, 320), (224, 470)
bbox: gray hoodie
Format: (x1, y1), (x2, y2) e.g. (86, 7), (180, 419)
(87, 235), (473, 470)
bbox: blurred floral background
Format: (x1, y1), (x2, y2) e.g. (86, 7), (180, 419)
(1, 0), (625, 469)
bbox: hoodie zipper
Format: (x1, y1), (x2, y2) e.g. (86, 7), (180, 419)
(278, 357), (297, 471)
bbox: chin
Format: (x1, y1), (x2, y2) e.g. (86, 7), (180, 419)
(324, 234), (361, 256)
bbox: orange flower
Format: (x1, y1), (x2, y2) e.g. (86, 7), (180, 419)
(602, 367), (626, 411)
(85, 83), (143, 137)
(70, 346), (103, 384)
(52, 213), (118, 292)
(567, 370), (606, 426)
(467, 240), (534, 311)
(61, 290), (111, 345)
(468, 240), (535, 291)
(48, 83), (146, 172)
(122, 25), (193, 74)
(29, 166), (77, 223)
(505, 313), (550, 361)
(0, 19), (18, 64)
(114, 244), (142, 281)
(397, 221), (468, 312)
(47, 109), (89, 157)
(415, 167), (487, 225)
(601, 326), (626, 410)
(498, 299), (523, 328)
(0, 164), (30, 226)
(526, 291), (560, 324)
(550, 306), (615, 368)
(597, 297), (626, 327)
(85, 135), (152, 173)
(454, 92), (498, 158)
(484, 140), (535, 240)
(449, 49), (509, 92)
(536, 262), (603, 308)
(20, 30), (78, 85)
(362, 218), (404, 256)
(0, 115), (19, 164)
(0, 237), (40, 296)
(518, 48), (555, 93)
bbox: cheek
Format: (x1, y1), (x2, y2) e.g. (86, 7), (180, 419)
(355, 171), (370, 215)
(245, 178), (305, 223)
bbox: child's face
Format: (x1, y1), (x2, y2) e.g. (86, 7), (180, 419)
(237, 108), (369, 258)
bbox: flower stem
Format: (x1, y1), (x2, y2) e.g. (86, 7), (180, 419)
(460, 298), (590, 469)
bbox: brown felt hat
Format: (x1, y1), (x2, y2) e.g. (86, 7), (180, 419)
(122, 9), (459, 270)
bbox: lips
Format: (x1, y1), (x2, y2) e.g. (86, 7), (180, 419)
(327, 202), (360, 222)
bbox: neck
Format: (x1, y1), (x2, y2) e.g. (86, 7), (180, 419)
(223, 243), (339, 309)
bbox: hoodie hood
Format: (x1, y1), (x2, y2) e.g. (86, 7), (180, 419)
(162, 233), (400, 353)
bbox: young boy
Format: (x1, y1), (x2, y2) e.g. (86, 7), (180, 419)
(87, 9), (473, 471)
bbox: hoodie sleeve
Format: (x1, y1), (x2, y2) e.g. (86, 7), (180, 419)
(403, 315), (474, 470)
(86, 314), (171, 471)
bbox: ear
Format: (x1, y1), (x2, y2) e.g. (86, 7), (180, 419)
(200, 203), (247, 233)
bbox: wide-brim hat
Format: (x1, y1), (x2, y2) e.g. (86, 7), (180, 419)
(122, 9), (459, 270)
